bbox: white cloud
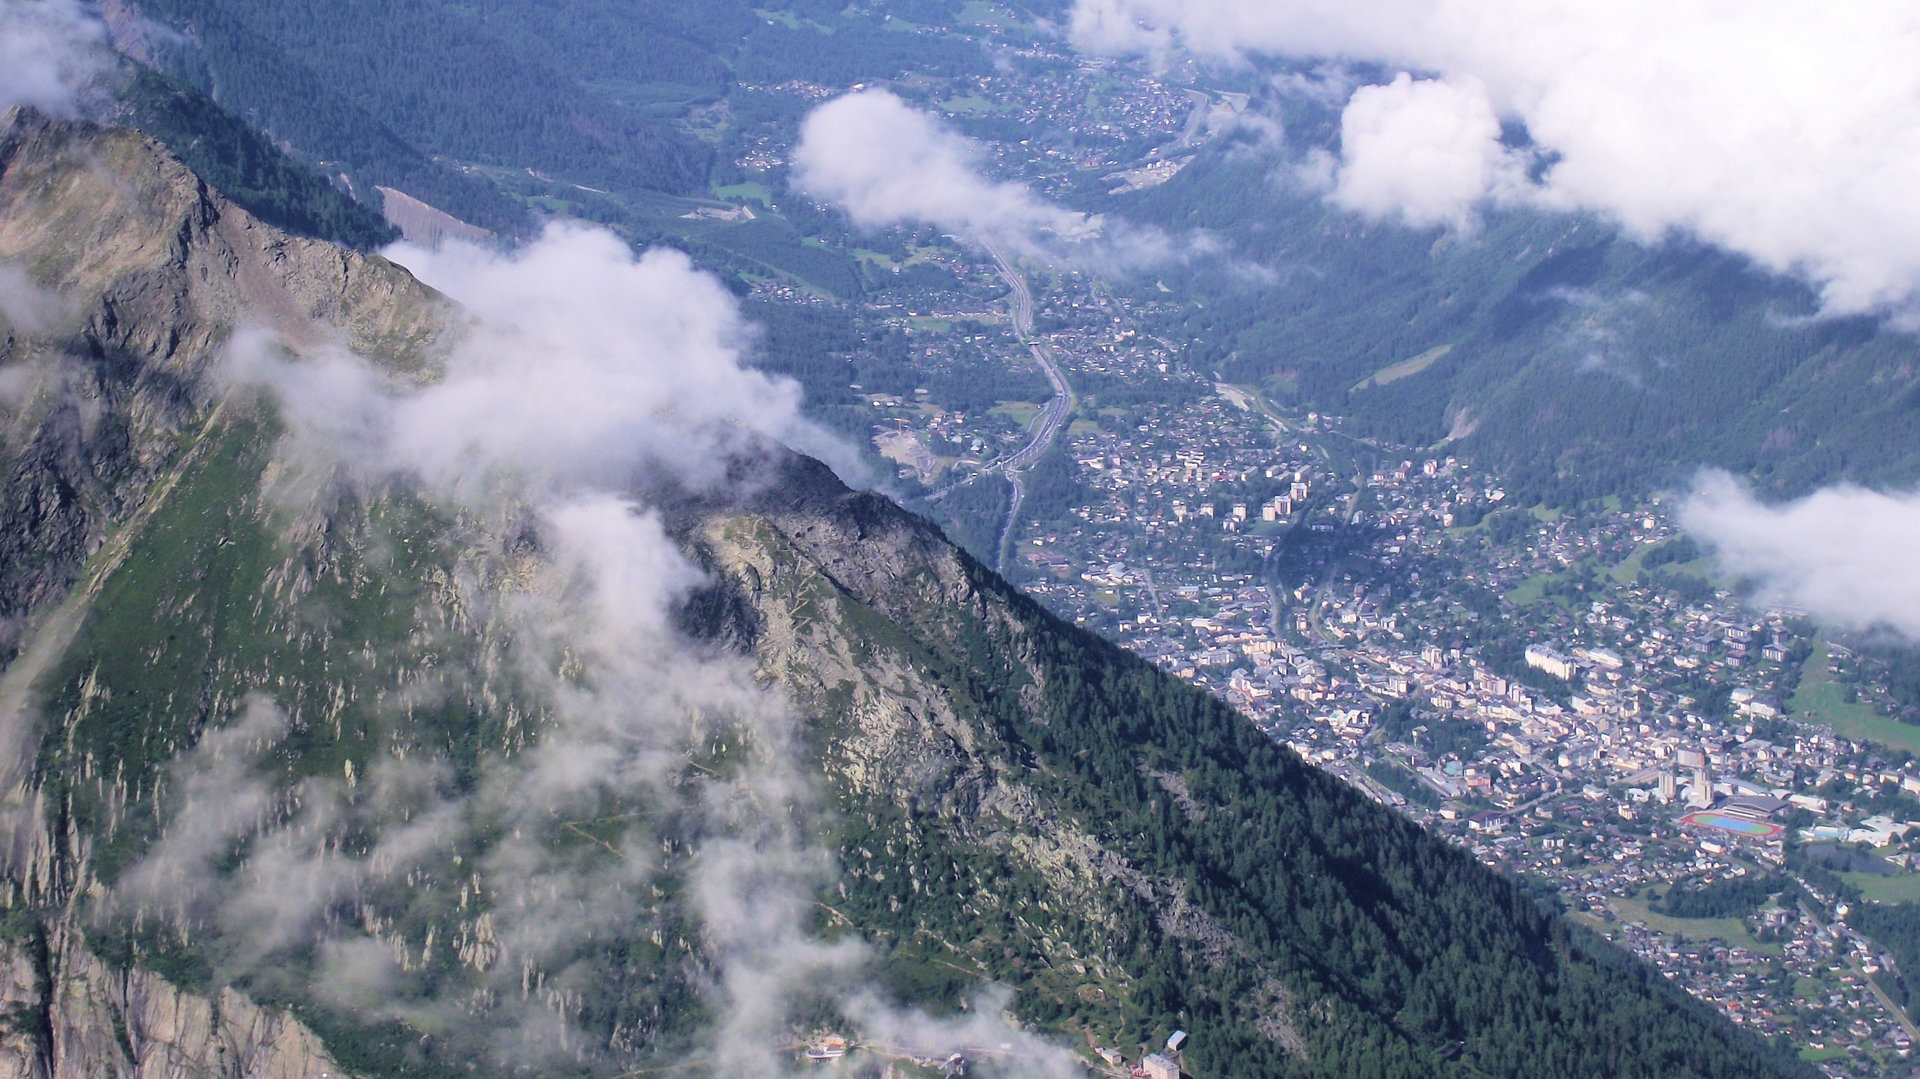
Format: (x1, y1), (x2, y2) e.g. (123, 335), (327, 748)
(792, 89), (1222, 273)
(188, 223), (1072, 1072)
(393, 225), (865, 494)
(0, 0), (110, 116)
(0, 261), (68, 334)
(1330, 73), (1524, 230)
(1679, 470), (1920, 638)
(232, 224), (861, 501)
(792, 89), (1088, 257)
(1070, 0), (1920, 315)
(193, 227), (867, 1062)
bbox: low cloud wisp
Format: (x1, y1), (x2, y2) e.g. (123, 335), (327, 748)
(1680, 470), (1920, 639)
(1323, 72), (1524, 232)
(793, 88), (1214, 273)
(793, 88), (1087, 255)
(0, 0), (110, 116)
(236, 225), (856, 500)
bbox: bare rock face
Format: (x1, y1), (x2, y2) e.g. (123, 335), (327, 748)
(0, 923), (353, 1079)
(0, 106), (441, 363)
(0, 937), (43, 1076)
(0, 105), (444, 666)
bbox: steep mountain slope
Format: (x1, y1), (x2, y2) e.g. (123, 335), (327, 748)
(0, 111), (1813, 1079)
(692, 462), (1815, 1079)
(0, 104), (440, 668)
(106, 0), (1014, 241)
(0, 928), (352, 1079)
(113, 0), (732, 218)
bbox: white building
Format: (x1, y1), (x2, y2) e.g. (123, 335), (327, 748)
(1525, 645), (1577, 681)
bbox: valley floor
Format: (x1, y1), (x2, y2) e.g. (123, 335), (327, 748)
(851, 216), (1920, 1078)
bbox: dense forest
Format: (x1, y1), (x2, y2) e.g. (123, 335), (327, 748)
(112, 65), (399, 250)
(118, 0), (766, 229)
(122, 0), (533, 231)
(1855, 902), (1920, 1022)
(117, 0), (1000, 226)
(1652, 874), (1794, 920)
(1849, 644), (1920, 724)
(1376, 699), (1490, 762)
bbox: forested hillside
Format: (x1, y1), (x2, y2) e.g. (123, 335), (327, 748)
(115, 0), (531, 232)
(113, 0), (1006, 229)
(804, 506), (1824, 1079)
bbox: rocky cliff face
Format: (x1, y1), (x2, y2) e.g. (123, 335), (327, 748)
(0, 107), (432, 1079)
(0, 921), (350, 1079)
(687, 460), (1281, 1035)
(0, 105), (441, 667)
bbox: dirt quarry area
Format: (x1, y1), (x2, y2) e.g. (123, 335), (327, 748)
(874, 428), (948, 484)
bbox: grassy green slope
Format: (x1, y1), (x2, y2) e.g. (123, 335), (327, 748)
(32, 410), (712, 1077)
(40, 414), (480, 877)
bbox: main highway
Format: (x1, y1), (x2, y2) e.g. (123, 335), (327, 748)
(980, 238), (1076, 572)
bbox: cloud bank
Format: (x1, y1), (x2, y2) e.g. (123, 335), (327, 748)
(233, 225), (858, 500)
(1326, 72), (1523, 231)
(0, 0), (110, 116)
(1680, 470), (1920, 639)
(793, 89), (1089, 257)
(1072, 0), (1920, 315)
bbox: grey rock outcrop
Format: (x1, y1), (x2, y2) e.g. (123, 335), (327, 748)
(0, 922), (352, 1079)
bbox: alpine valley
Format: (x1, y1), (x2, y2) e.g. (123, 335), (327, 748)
(0, 99), (1816, 1079)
